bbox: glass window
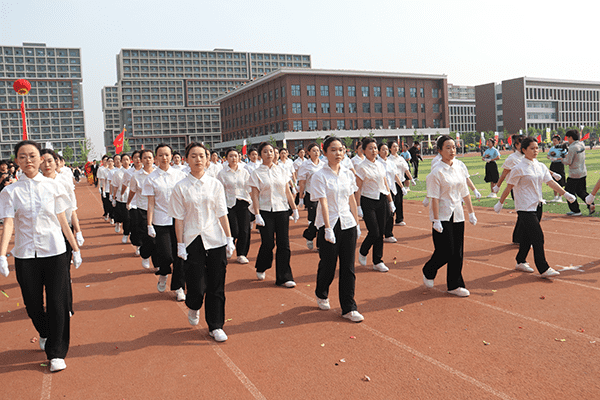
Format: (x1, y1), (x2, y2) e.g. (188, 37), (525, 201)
(422, 118), (426, 127)
(386, 87), (394, 97)
(307, 85), (316, 96)
(337, 120), (345, 129)
(399, 103), (406, 113)
(363, 119), (371, 129)
(387, 103), (395, 113)
(291, 85), (300, 96)
(349, 103), (357, 113)
(321, 103), (330, 113)
(335, 86), (343, 96)
(420, 104), (425, 113)
(432, 88), (439, 98)
(322, 120), (331, 130)
(307, 102), (316, 113)
(361, 86), (369, 97)
(412, 119), (418, 128)
(373, 87), (381, 97)
(411, 103), (417, 113)
(420, 88), (424, 98)
(433, 104), (440, 113)
(375, 119), (383, 128)
(320, 85), (329, 96)
(362, 103), (370, 113)
(348, 86), (356, 97)
(410, 88), (417, 98)
(293, 120), (302, 130)
(336, 103), (344, 113)
(292, 102), (301, 114)
(308, 120), (317, 130)
(388, 120), (396, 129)
(399, 119), (406, 128)
(374, 103), (382, 113)
(398, 87), (405, 97)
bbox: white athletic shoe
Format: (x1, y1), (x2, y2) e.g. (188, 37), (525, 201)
(423, 274), (434, 288)
(256, 271), (266, 281)
(383, 237), (397, 243)
(141, 258), (150, 269)
(49, 358), (66, 372)
(115, 224), (121, 233)
(283, 281), (296, 288)
(541, 267), (560, 278)
(209, 329), (228, 342)
(121, 235), (128, 244)
(188, 309), (200, 326)
(342, 311), (364, 323)
(135, 246), (141, 256)
(486, 193), (497, 198)
(447, 287), (470, 297)
(373, 262), (389, 272)
(175, 287), (186, 302)
(515, 262), (534, 273)
(110, 219), (115, 225)
(316, 296), (330, 310)
(394, 221), (406, 226)
(237, 255), (249, 264)
(157, 275), (168, 292)
(39, 337), (47, 351)
(358, 254), (367, 266)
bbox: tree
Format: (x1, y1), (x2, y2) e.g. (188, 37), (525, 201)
(343, 136), (353, 149)
(78, 137), (94, 163)
(123, 138), (131, 153)
(269, 135), (277, 148)
(236, 144), (243, 153)
(63, 145), (74, 162)
(381, 137), (388, 145)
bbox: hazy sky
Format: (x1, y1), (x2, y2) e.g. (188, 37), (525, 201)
(2, 0), (598, 157)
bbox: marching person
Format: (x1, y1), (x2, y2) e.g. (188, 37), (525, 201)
(494, 136), (576, 278)
(355, 137), (395, 272)
(388, 140), (414, 226)
(547, 135), (567, 202)
(0, 140), (82, 372)
(423, 135), (477, 297)
(297, 142), (324, 250)
(217, 148), (252, 264)
(312, 136), (364, 323)
(377, 142), (407, 243)
(169, 142), (235, 342)
(561, 129), (595, 216)
(249, 142), (299, 287)
(121, 150), (143, 247)
(142, 144), (187, 300)
(482, 138), (500, 198)
(128, 149), (156, 261)
(111, 153), (131, 242)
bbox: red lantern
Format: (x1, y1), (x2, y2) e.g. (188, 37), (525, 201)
(13, 79), (31, 95)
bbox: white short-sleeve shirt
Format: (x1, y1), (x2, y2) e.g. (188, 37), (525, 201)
(129, 167), (154, 210)
(507, 158), (552, 212)
(426, 160), (470, 223)
(217, 164), (252, 208)
(311, 164), (358, 230)
(297, 158), (324, 195)
(0, 173), (70, 258)
(249, 164), (291, 212)
(501, 151), (524, 170)
(355, 158), (389, 200)
(388, 154), (410, 181)
(377, 157), (399, 195)
(142, 166), (186, 225)
(168, 173), (228, 249)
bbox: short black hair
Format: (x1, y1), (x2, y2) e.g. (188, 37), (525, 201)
(323, 136), (342, 153)
(520, 136), (538, 153)
(565, 129), (579, 141)
(436, 135), (454, 150)
(361, 137), (376, 151)
(184, 142), (207, 158)
(14, 140), (41, 157)
(155, 143), (173, 155)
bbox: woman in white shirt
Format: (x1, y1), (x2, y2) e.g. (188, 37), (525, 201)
(142, 144), (187, 300)
(249, 142), (299, 287)
(423, 135), (477, 297)
(0, 140), (82, 372)
(494, 136), (575, 278)
(312, 137), (364, 323)
(111, 153), (131, 242)
(121, 150), (143, 248)
(377, 142), (407, 243)
(128, 149), (156, 261)
(388, 141), (414, 226)
(217, 149), (252, 264)
(355, 137), (395, 273)
(298, 142), (324, 250)
(170, 142), (235, 342)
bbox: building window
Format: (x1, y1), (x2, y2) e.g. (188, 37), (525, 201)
(362, 103), (370, 113)
(281, 86), (286, 97)
(293, 120), (302, 130)
(349, 103), (357, 113)
(337, 120), (345, 129)
(361, 86), (369, 97)
(433, 104), (440, 113)
(335, 85), (343, 96)
(308, 103), (317, 113)
(292, 102), (301, 114)
(386, 87), (394, 97)
(307, 85), (316, 96)
(399, 119), (406, 128)
(422, 118), (426, 127)
(374, 103), (382, 113)
(420, 104), (425, 113)
(291, 85), (300, 96)
(387, 103), (395, 113)
(373, 87), (381, 97)
(363, 119), (371, 129)
(420, 88), (424, 98)
(322, 120), (331, 130)
(320, 85), (329, 96)
(321, 103), (330, 113)
(388, 120), (396, 129)
(432, 88), (439, 98)
(399, 103), (406, 113)
(348, 86), (356, 97)
(433, 118), (441, 128)
(412, 119), (418, 128)
(336, 103), (344, 113)
(282, 104), (287, 114)
(308, 120), (317, 130)
(398, 88), (405, 98)
(375, 119), (383, 128)
(410, 88), (417, 98)
(411, 103), (417, 113)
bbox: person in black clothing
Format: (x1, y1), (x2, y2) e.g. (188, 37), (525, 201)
(408, 142), (423, 179)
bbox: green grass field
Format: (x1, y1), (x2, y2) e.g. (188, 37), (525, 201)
(403, 148), (600, 217)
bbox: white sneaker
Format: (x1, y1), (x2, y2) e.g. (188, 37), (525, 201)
(283, 281), (296, 288)
(486, 193), (497, 198)
(358, 254), (367, 266)
(157, 275), (168, 292)
(110, 219), (115, 225)
(188, 309), (200, 326)
(541, 267), (560, 278)
(209, 329), (228, 342)
(423, 274), (434, 288)
(394, 221), (406, 226)
(342, 311), (364, 323)
(237, 255), (249, 264)
(555, 196), (563, 203)
(289, 216), (294, 220)
(316, 296), (330, 310)
(141, 258), (150, 269)
(373, 262), (389, 272)
(39, 337), (47, 351)
(49, 358), (66, 372)
(115, 224), (121, 233)
(515, 262), (534, 273)
(306, 240), (314, 250)
(104, 215), (109, 221)
(256, 271), (266, 281)
(121, 235), (128, 244)
(448, 287), (470, 297)
(135, 246), (141, 256)
(383, 237), (397, 243)
(175, 288), (186, 302)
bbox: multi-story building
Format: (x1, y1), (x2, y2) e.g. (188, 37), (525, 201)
(216, 68), (449, 152)
(476, 77), (600, 134)
(102, 48), (311, 154)
(448, 84), (475, 100)
(0, 42), (86, 161)
(448, 84), (476, 134)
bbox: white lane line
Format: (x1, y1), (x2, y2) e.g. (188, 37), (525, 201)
(40, 372), (52, 400)
(291, 288), (515, 400)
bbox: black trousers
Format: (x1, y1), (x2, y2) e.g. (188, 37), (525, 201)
(384, 191), (397, 238)
(184, 236), (227, 331)
(422, 214), (466, 291)
(115, 201), (131, 235)
(227, 199), (251, 257)
(101, 192), (112, 218)
(256, 210), (294, 285)
(315, 222), (358, 314)
(393, 183), (404, 223)
(129, 208), (142, 246)
(412, 161), (419, 178)
(137, 209), (155, 259)
(302, 192), (318, 241)
(360, 194), (389, 264)
(566, 176), (593, 213)
(516, 206), (550, 273)
(153, 224), (185, 291)
(15, 253), (71, 360)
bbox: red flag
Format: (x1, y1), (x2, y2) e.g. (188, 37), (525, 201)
(242, 139), (247, 155)
(507, 135), (512, 146)
(536, 134), (541, 143)
(582, 132), (590, 141)
(113, 126), (125, 154)
(20, 100), (27, 140)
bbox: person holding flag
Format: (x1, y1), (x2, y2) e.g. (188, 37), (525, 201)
(561, 130), (595, 216)
(113, 126), (125, 154)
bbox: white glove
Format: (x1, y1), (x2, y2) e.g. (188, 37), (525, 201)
(552, 172), (562, 181)
(0, 255), (9, 277)
(324, 227), (336, 244)
(292, 208), (300, 223)
(291, 186), (297, 195)
(177, 243), (188, 260)
(422, 197), (430, 207)
(126, 203), (131, 210)
(494, 201), (503, 213)
(411, 179), (417, 186)
(432, 220), (443, 233)
(112, 199), (117, 207)
(401, 187), (408, 196)
(356, 225), (361, 238)
(469, 212), (477, 226)
(389, 201), (396, 214)
(226, 237), (235, 259)
(473, 189), (481, 200)
(585, 194), (595, 205)
(109, 194), (114, 202)
(147, 225), (156, 238)
(255, 214), (265, 226)
(76, 231), (85, 247)
(298, 198), (304, 207)
(72, 251), (82, 269)
(564, 192), (576, 203)
(99, 187), (102, 194)
(102, 191), (106, 198)
(492, 185), (500, 193)
(357, 206), (363, 218)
